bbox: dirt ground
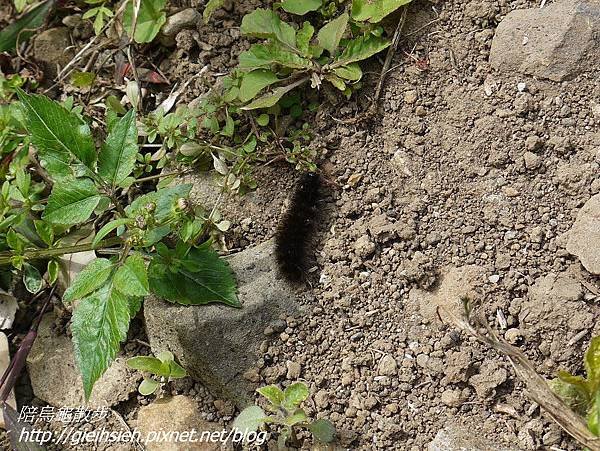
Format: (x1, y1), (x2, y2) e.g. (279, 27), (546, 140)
(3, 0), (600, 449)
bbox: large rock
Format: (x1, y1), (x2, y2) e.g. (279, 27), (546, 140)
(133, 395), (228, 451)
(409, 265), (486, 324)
(33, 28), (75, 79)
(429, 424), (517, 451)
(566, 194), (600, 274)
(520, 271), (593, 362)
(490, 1), (600, 81)
(27, 314), (141, 408)
(144, 239), (300, 406)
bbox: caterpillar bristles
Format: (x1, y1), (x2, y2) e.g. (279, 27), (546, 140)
(275, 172), (321, 283)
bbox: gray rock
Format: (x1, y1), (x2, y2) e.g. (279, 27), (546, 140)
(133, 395), (227, 451)
(429, 424), (517, 451)
(27, 314), (141, 408)
(490, 1), (600, 81)
(144, 239), (300, 406)
(162, 9), (201, 37)
(33, 28), (75, 79)
(566, 194), (600, 274)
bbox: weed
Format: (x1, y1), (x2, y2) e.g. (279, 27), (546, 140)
(126, 351), (187, 396)
(233, 382), (336, 447)
(0, 89), (238, 400)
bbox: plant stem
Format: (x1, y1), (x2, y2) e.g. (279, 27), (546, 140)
(0, 286), (56, 403)
(0, 237), (123, 265)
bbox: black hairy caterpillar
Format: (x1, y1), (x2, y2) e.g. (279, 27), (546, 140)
(275, 172), (322, 283)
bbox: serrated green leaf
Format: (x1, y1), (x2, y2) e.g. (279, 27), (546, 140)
(114, 254), (149, 296)
(0, 0), (54, 52)
(239, 70), (280, 103)
(63, 258), (114, 302)
(281, 0), (321, 15)
(17, 90), (96, 180)
(333, 62), (363, 81)
(43, 178), (102, 226)
(148, 242), (239, 307)
(98, 109), (138, 188)
(138, 377), (160, 395)
(72, 281), (132, 399)
(203, 0), (224, 22)
(241, 77), (309, 110)
(283, 382), (309, 410)
(239, 43), (312, 71)
(23, 263), (43, 294)
(334, 34), (390, 67)
(240, 9), (296, 48)
(92, 218), (132, 248)
(309, 418), (336, 443)
(123, 0), (167, 43)
(317, 12), (348, 55)
(351, 0), (412, 23)
(232, 406), (266, 434)
(257, 385), (285, 406)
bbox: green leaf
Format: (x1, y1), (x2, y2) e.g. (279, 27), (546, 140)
(71, 282), (132, 399)
(148, 242), (239, 307)
(34, 220), (54, 246)
(334, 34), (390, 67)
(281, 0), (321, 15)
(70, 71), (96, 88)
(283, 382), (309, 410)
(203, 0), (224, 23)
(257, 385), (285, 406)
(92, 218), (132, 248)
(285, 409), (308, 426)
(48, 259), (59, 285)
(317, 12), (348, 55)
(23, 263), (43, 294)
(43, 178), (102, 226)
(98, 109), (138, 188)
(123, 0), (167, 43)
(296, 22), (315, 56)
(240, 9), (296, 48)
(63, 258), (114, 302)
(351, 0), (412, 23)
(256, 114), (270, 126)
(239, 43), (312, 71)
(589, 390), (600, 436)
(126, 184), (192, 222)
(17, 90), (96, 180)
(0, 0), (54, 52)
(169, 360), (187, 379)
(333, 63), (363, 81)
(241, 77), (309, 110)
(114, 254), (149, 296)
(138, 377), (160, 395)
(586, 336), (600, 390)
(232, 406), (266, 434)
(309, 418), (336, 443)
(239, 70), (280, 103)
(127, 356), (168, 376)
(325, 74), (346, 91)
